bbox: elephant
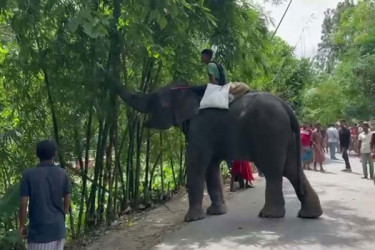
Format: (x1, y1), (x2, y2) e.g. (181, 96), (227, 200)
(115, 81), (323, 222)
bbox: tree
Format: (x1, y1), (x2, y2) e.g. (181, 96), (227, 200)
(304, 0), (375, 123)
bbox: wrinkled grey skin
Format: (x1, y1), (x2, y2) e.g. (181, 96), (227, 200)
(117, 82), (323, 222)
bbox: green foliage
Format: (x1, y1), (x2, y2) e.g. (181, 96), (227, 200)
(0, 183), (19, 220)
(303, 0), (375, 123)
(0, 230), (25, 250)
(0, 183), (23, 250)
(302, 77), (346, 124)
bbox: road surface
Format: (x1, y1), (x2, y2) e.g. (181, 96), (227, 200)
(155, 155), (375, 250)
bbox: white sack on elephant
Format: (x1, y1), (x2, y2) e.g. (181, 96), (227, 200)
(199, 82), (250, 110)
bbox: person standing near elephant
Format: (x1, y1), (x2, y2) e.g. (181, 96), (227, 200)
(339, 120), (352, 172)
(358, 122), (374, 179)
(230, 161), (254, 192)
(301, 124), (313, 170)
(312, 124), (325, 172)
(307, 124), (315, 166)
(327, 124), (339, 160)
(201, 49), (227, 86)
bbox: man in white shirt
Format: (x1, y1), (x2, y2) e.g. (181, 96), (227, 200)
(358, 122), (374, 179)
(326, 124), (339, 160)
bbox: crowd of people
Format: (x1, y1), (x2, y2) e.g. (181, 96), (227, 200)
(300, 121), (375, 180)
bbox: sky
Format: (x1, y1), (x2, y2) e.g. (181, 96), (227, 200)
(255, 0), (344, 58)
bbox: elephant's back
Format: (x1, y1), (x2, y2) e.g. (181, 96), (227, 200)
(228, 91), (293, 152)
(188, 91), (294, 161)
(229, 92), (293, 160)
(230, 91), (290, 121)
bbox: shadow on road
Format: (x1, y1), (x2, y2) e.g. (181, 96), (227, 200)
(156, 155), (375, 250)
(157, 185), (375, 250)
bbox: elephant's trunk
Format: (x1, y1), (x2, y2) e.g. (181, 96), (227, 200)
(117, 85), (151, 113)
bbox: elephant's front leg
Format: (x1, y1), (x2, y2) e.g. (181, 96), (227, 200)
(259, 176), (286, 218)
(206, 160), (227, 216)
(184, 148), (210, 222)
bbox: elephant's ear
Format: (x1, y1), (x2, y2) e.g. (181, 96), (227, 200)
(172, 88), (200, 126)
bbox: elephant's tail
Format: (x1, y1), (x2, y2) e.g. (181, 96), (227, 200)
(283, 103), (304, 195)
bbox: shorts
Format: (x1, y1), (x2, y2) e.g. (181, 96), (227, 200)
(28, 239), (65, 250)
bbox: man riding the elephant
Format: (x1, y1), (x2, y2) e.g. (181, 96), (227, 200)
(201, 49), (227, 86)
(200, 49), (250, 103)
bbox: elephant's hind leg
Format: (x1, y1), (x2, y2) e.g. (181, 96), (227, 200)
(206, 159), (227, 216)
(258, 176), (286, 218)
(284, 144), (323, 218)
(285, 170), (323, 218)
(254, 143), (287, 218)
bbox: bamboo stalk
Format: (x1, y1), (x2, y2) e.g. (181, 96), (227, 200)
(77, 108), (93, 234)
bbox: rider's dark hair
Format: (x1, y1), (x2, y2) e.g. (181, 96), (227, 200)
(201, 49), (214, 59)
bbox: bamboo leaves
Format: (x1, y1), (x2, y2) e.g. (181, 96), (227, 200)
(0, 183), (19, 221)
(68, 10), (109, 38)
(304, 0), (375, 122)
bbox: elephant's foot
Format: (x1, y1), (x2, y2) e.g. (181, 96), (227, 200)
(298, 191), (323, 218)
(258, 206), (285, 218)
(298, 205), (323, 218)
(207, 203), (227, 216)
(184, 208), (206, 222)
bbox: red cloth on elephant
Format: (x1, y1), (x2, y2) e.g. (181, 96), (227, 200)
(231, 161), (254, 181)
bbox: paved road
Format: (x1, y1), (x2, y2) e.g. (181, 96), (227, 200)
(155, 155), (375, 250)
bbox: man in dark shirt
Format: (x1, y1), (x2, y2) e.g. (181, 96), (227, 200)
(339, 120), (352, 172)
(19, 140), (71, 250)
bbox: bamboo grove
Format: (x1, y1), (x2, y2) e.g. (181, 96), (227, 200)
(0, 0), (329, 248)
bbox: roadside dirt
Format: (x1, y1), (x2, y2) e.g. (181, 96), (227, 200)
(70, 179), (249, 250)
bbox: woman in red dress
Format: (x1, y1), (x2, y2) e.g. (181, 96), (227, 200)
(230, 161), (254, 192)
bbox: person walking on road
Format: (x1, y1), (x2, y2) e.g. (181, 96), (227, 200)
(19, 140), (71, 250)
(327, 124), (339, 160)
(358, 122), (374, 179)
(339, 120), (352, 172)
(312, 124), (326, 172)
